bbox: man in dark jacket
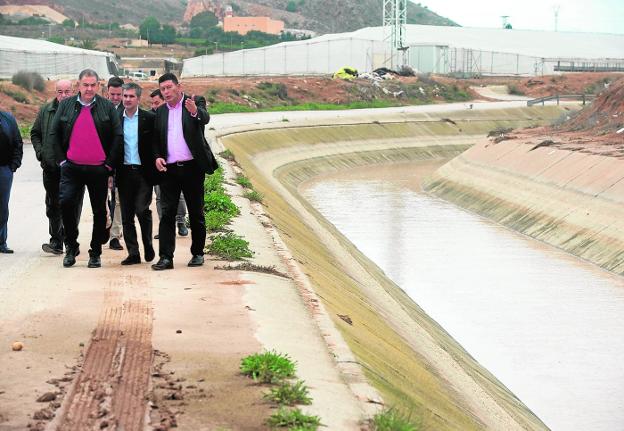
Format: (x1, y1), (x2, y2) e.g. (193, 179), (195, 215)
(31, 79), (84, 255)
(50, 69), (123, 268)
(150, 88), (189, 238)
(151, 73), (218, 270)
(106, 76), (125, 251)
(116, 82), (157, 265)
(0, 111), (23, 254)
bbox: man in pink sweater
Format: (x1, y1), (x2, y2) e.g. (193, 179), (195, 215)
(50, 69), (123, 268)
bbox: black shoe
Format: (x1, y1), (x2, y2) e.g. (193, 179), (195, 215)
(63, 248), (80, 267)
(109, 238), (124, 250)
(177, 222), (189, 237)
(144, 247), (156, 262)
(0, 245), (14, 254)
(188, 255), (204, 267)
(152, 257), (173, 271)
(87, 251), (101, 268)
(42, 243), (63, 255)
(121, 255), (141, 265)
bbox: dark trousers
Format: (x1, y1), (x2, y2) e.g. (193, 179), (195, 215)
(0, 165), (13, 247)
(158, 161), (206, 259)
(43, 167), (84, 247)
(117, 165), (153, 257)
(59, 162), (109, 255)
(155, 185), (187, 222)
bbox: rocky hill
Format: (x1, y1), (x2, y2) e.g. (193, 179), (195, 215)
(0, 0), (456, 33)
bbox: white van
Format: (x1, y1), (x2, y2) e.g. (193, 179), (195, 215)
(129, 71), (148, 80)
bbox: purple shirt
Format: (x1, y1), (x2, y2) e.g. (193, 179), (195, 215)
(166, 96), (194, 164)
(67, 105), (106, 165)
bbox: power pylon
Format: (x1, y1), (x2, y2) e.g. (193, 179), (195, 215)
(383, 0), (408, 68)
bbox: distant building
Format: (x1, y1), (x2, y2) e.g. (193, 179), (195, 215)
(120, 23), (139, 32)
(223, 16), (284, 35)
(125, 39), (149, 48)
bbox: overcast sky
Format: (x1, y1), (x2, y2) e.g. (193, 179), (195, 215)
(418, 0), (623, 34)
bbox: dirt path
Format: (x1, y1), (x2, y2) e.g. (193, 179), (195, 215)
(0, 145), (371, 430)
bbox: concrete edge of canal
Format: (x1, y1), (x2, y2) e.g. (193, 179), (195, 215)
(425, 138), (624, 275)
(212, 106), (567, 431)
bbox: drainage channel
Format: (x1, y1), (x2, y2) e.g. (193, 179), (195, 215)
(301, 159), (624, 431)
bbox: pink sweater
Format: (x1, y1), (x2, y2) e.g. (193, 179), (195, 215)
(67, 105), (106, 165)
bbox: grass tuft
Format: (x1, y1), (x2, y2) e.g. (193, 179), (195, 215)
(219, 149), (236, 161)
(372, 408), (420, 431)
(243, 190), (263, 203)
(264, 380), (312, 406)
(266, 407), (320, 430)
(235, 174), (253, 188)
(208, 232), (253, 260)
(240, 351), (296, 383)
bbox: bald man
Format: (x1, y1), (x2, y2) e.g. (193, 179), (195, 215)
(31, 79), (83, 254)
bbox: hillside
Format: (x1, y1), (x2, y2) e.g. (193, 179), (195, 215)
(0, 0), (456, 33)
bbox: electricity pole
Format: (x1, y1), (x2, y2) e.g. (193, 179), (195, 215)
(383, 0), (408, 69)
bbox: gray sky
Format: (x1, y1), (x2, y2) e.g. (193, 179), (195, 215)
(419, 0), (623, 34)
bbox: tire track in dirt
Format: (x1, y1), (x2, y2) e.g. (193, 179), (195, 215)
(55, 277), (153, 430)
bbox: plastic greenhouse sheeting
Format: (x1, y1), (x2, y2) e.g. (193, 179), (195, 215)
(0, 35), (116, 79)
(182, 24), (624, 77)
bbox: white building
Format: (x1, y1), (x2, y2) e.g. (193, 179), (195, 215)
(182, 24), (624, 77)
(0, 35), (119, 79)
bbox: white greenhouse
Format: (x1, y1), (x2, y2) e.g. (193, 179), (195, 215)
(182, 24), (624, 77)
(0, 35), (119, 79)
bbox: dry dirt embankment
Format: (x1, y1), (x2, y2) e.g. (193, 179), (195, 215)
(425, 138), (624, 274)
(216, 105), (565, 430)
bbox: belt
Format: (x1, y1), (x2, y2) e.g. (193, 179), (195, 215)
(123, 164), (141, 170)
(171, 160), (194, 167)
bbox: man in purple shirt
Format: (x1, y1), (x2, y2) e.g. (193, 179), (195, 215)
(50, 69), (123, 268)
(151, 73), (218, 270)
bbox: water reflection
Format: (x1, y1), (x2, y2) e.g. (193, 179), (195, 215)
(302, 161), (624, 431)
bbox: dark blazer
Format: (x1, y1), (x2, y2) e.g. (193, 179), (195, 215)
(0, 111), (23, 172)
(50, 94), (123, 168)
(119, 107), (160, 184)
(153, 94), (218, 174)
(31, 98), (59, 169)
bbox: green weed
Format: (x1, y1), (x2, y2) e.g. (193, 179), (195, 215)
(219, 149), (235, 161)
(264, 380), (312, 406)
(266, 407), (320, 430)
(208, 232), (253, 260)
(372, 408), (420, 431)
(240, 351), (296, 383)
(204, 192), (239, 216)
(243, 190), (263, 203)
(235, 174), (253, 188)
(19, 123), (32, 139)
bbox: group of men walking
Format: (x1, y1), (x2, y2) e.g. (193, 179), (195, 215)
(11, 69), (218, 270)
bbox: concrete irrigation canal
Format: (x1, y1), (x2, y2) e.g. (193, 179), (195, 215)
(217, 102), (624, 431)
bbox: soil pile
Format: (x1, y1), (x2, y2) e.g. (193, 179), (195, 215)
(557, 76), (624, 135)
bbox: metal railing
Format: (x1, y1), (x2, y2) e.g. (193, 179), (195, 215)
(527, 94), (595, 106)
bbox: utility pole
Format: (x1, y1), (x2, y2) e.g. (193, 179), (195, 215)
(501, 15), (510, 29)
(553, 5), (561, 32)
(383, 0), (408, 69)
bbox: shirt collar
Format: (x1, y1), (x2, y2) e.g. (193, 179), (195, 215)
(77, 94), (96, 107)
(166, 94), (184, 110)
(123, 108), (139, 119)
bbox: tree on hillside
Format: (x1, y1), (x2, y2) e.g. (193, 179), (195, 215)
(160, 24), (177, 45)
(189, 11), (218, 39)
(139, 16), (161, 43)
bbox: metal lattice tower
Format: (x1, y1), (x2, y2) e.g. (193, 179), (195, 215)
(383, 0), (408, 68)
